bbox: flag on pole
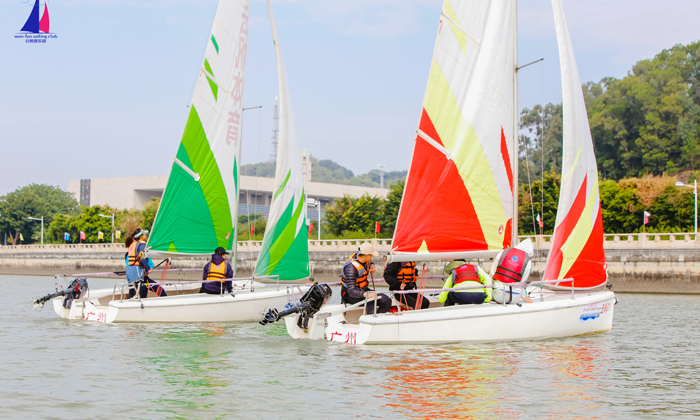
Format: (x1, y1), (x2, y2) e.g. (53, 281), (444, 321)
(375, 222), (381, 233)
(536, 214), (543, 229)
(116, 230), (122, 239)
(308, 223), (313, 234)
(644, 211), (651, 225)
(98, 231), (104, 240)
(250, 225), (255, 235)
(80, 231), (86, 240)
(64, 232), (70, 241)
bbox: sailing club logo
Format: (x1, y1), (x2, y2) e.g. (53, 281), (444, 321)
(511, 255), (519, 263)
(15, 0), (57, 43)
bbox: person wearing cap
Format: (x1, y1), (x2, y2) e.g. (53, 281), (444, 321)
(200, 247), (234, 295)
(341, 242), (391, 314)
(125, 227), (167, 298)
(438, 260), (492, 306)
(384, 261), (430, 310)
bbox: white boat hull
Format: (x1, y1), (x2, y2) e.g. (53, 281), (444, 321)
(284, 290), (615, 345)
(52, 281), (307, 324)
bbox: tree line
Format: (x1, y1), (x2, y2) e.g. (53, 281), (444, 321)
(521, 41), (700, 183)
(241, 156), (406, 189)
(0, 184), (160, 245)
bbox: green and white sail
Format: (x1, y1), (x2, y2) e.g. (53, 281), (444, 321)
(148, 0), (250, 255)
(253, 0), (309, 280)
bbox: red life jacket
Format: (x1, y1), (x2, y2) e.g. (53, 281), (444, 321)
(452, 264), (481, 286)
(493, 247), (529, 283)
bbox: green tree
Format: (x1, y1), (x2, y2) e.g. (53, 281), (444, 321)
(519, 103), (564, 184)
(0, 184), (79, 244)
(377, 179), (405, 236)
(518, 170), (560, 235)
(323, 195), (356, 235)
(237, 213), (267, 241)
(588, 42), (700, 179)
(141, 198), (161, 231)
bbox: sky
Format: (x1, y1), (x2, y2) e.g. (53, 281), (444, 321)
(1, 0), (699, 195)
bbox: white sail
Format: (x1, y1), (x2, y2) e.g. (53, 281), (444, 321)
(253, 0), (309, 280)
(149, 0), (250, 256)
(545, 0), (606, 288)
(392, 0), (515, 256)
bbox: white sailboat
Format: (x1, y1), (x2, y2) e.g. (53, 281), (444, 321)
(274, 0), (616, 344)
(42, 0), (308, 323)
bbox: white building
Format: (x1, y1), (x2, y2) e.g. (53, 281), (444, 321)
(67, 175), (388, 220)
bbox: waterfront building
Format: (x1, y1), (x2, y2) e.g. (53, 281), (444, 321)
(67, 174), (387, 220)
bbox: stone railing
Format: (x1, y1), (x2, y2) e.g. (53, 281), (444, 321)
(1, 234), (697, 254)
(0, 243), (126, 254)
(520, 233), (698, 250)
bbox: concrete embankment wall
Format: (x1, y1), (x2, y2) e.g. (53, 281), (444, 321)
(1, 248), (700, 293)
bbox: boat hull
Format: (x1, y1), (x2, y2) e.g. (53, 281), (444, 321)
(284, 290), (615, 345)
(52, 282), (307, 324)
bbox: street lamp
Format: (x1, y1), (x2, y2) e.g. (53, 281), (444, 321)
(27, 216), (44, 245)
(99, 213), (115, 243)
(675, 180), (697, 236)
(307, 198), (321, 241)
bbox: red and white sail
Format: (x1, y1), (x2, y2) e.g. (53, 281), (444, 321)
(392, 0), (515, 258)
(544, 0), (606, 288)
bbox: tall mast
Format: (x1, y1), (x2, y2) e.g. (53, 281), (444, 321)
(512, 0), (519, 246)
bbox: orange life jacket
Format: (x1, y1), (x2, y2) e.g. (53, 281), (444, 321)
(396, 261), (416, 283)
(341, 253), (369, 289)
(127, 241), (141, 266)
(452, 264), (481, 286)
(206, 262), (227, 281)
(493, 247), (529, 283)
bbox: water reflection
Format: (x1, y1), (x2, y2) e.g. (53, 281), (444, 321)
(377, 346), (523, 419)
(4, 276), (700, 418)
(535, 339), (609, 418)
(135, 325), (239, 417)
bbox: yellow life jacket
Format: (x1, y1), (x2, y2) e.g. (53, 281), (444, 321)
(127, 241), (140, 266)
(206, 262), (227, 281)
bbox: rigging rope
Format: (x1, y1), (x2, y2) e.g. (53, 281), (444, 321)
(535, 0), (546, 281)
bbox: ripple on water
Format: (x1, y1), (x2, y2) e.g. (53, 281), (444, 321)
(1, 275), (699, 419)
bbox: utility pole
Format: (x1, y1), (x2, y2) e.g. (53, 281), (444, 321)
(99, 213), (115, 243)
(27, 216), (44, 245)
(270, 97), (279, 163)
(378, 164), (385, 189)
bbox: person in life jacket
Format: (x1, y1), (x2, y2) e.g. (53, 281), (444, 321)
(200, 247), (234, 295)
(489, 238), (533, 304)
(124, 228), (167, 299)
(341, 242), (391, 314)
(384, 261), (430, 310)
(438, 260), (493, 306)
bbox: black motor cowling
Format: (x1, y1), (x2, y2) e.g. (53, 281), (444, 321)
(259, 283), (332, 328)
(33, 278), (89, 309)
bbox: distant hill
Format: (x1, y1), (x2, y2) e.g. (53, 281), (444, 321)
(240, 156), (406, 188)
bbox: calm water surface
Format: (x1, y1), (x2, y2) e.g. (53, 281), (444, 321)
(1, 275), (698, 419)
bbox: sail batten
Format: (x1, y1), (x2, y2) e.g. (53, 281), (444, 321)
(148, 0), (249, 256)
(392, 0), (515, 255)
(253, 0), (309, 281)
(544, 0), (606, 288)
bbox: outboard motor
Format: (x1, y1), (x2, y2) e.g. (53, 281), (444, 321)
(33, 278), (89, 309)
(260, 283), (332, 328)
